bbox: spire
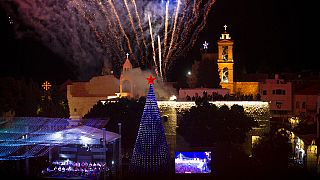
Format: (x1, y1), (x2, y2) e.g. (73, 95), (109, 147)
(123, 53), (132, 72)
(220, 24), (231, 40)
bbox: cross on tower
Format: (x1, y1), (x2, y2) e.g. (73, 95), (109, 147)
(42, 81), (51, 91)
(224, 24), (228, 31)
(126, 53), (129, 59)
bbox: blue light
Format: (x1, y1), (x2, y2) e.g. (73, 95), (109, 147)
(0, 117), (110, 160)
(161, 0), (177, 5)
(130, 84), (170, 176)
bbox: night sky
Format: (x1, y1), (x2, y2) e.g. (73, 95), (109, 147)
(0, 0), (308, 84)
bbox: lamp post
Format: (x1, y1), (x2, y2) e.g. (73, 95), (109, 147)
(118, 123), (122, 179)
(317, 113), (319, 174)
(102, 128), (106, 179)
(276, 101), (284, 126)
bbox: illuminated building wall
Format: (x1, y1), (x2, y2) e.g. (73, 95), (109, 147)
(234, 82), (260, 96)
(259, 74), (293, 121)
(158, 101), (271, 154)
(67, 76), (119, 119)
(67, 57), (177, 120)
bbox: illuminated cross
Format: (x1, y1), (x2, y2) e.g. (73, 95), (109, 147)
(203, 41), (209, 49)
(126, 53), (129, 59)
(146, 74), (156, 85)
(42, 81), (51, 91)
(224, 24), (228, 31)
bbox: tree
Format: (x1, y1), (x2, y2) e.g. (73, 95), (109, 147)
(38, 83), (69, 118)
(177, 103), (258, 146)
(176, 102), (259, 179)
(84, 97), (145, 156)
(0, 77), (41, 116)
(252, 128), (292, 175)
(130, 82), (169, 176)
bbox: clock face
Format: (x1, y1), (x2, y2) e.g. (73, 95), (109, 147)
(222, 46), (228, 61)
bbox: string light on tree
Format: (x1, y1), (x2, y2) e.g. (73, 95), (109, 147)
(130, 75), (169, 176)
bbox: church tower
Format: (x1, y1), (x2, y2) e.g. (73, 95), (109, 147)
(217, 25), (234, 93)
(120, 53), (133, 97)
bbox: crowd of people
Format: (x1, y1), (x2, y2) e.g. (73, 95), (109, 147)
(41, 160), (111, 179)
(175, 163), (203, 174)
(185, 91), (261, 102)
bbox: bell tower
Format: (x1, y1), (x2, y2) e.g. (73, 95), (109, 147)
(217, 25), (234, 93)
(120, 53), (133, 97)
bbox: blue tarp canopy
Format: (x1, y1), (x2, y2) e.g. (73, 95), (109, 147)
(0, 117), (119, 160)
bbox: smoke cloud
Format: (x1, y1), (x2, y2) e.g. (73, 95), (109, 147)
(1, 0), (216, 81)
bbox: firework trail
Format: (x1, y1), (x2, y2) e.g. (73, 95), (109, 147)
(148, 14), (158, 77)
(163, 0), (169, 67)
(1, 0), (217, 80)
(172, 0), (216, 61)
(165, 0), (181, 65)
(108, 0), (133, 57)
(96, 0), (125, 57)
(131, 0), (147, 50)
(123, 0), (142, 58)
(158, 35), (163, 81)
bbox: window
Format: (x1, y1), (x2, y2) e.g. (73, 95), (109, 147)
(122, 80), (131, 92)
(296, 102), (300, 109)
(262, 90), (267, 95)
(222, 46), (228, 61)
(302, 102), (306, 109)
(276, 102), (282, 109)
(282, 90), (286, 95)
(162, 116), (168, 122)
(74, 108), (77, 112)
(276, 89), (282, 94)
(222, 68), (229, 83)
(273, 89), (286, 95)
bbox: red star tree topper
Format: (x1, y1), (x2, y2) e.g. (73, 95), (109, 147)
(146, 74), (156, 85)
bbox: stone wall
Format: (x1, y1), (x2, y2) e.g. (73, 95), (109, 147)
(158, 101), (271, 155)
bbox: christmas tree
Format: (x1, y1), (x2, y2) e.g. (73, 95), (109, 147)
(129, 75), (169, 176)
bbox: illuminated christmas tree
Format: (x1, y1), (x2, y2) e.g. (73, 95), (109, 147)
(130, 75), (169, 176)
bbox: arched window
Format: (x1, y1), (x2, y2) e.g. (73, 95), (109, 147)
(222, 67), (229, 83)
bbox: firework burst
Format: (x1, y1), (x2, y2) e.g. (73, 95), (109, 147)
(2, 0), (216, 81)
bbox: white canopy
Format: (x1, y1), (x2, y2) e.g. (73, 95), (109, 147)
(27, 125), (120, 145)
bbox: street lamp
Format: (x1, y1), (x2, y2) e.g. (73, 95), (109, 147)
(276, 101), (284, 125)
(118, 123), (122, 178)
